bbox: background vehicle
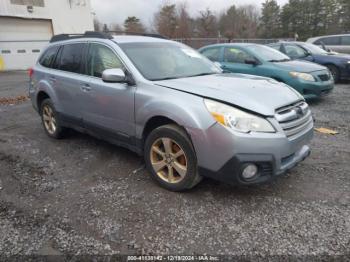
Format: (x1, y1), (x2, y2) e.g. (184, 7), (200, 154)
(307, 34), (350, 54)
(199, 43), (334, 99)
(269, 42), (350, 83)
(29, 32), (313, 191)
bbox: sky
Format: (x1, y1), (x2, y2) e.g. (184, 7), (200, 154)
(91, 0), (289, 28)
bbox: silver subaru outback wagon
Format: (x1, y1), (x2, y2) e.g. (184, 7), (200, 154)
(29, 31), (313, 191)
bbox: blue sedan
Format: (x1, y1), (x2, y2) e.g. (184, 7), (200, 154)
(268, 42), (350, 83)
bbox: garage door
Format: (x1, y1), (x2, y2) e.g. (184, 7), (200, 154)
(0, 17), (53, 70)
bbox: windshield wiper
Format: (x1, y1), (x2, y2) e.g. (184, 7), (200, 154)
(151, 76), (183, 81)
(268, 59), (290, 63)
(187, 72), (217, 78)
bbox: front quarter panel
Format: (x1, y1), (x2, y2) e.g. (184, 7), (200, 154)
(135, 82), (220, 164)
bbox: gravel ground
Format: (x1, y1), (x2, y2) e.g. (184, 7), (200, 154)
(0, 71), (349, 259)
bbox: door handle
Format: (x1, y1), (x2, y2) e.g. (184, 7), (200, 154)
(81, 83), (91, 92)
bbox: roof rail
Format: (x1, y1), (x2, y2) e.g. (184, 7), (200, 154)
(49, 31), (113, 43)
(107, 31), (167, 39)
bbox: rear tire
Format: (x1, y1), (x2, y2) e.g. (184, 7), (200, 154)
(144, 124), (202, 191)
(40, 98), (66, 139)
(326, 64), (340, 83)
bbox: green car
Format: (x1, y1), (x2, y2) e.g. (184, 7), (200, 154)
(199, 43), (334, 99)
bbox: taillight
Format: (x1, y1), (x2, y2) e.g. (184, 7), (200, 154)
(28, 68), (34, 78)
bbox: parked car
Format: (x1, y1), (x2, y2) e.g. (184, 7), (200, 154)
(307, 34), (350, 54)
(269, 41), (350, 83)
(199, 43), (334, 99)
(29, 32), (313, 191)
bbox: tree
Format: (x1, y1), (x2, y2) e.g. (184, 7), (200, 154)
(259, 0), (281, 38)
(280, 0), (343, 39)
(219, 5), (259, 40)
(93, 17), (103, 32)
(124, 16), (145, 33)
(175, 3), (193, 39)
(339, 0), (350, 32)
(197, 8), (218, 37)
(154, 4), (178, 38)
(102, 23), (109, 33)
(110, 23), (123, 32)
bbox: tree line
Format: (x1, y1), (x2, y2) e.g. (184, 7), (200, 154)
(94, 0), (350, 40)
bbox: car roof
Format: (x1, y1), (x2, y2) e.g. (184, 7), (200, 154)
(47, 33), (172, 46)
(308, 33), (350, 40)
(201, 43), (259, 49)
(111, 35), (171, 44)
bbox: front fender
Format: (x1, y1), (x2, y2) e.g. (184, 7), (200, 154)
(135, 96), (215, 139)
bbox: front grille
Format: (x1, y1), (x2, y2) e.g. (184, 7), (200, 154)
(275, 101), (313, 138)
(319, 74), (330, 81)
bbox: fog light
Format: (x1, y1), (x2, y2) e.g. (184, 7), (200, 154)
(242, 164), (258, 180)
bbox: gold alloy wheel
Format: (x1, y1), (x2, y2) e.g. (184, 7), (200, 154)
(42, 105), (57, 135)
(150, 138), (188, 184)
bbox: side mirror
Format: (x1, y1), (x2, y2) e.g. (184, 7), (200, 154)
(214, 62), (222, 68)
(102, 68), (127, 83)
(305, 50), (312, 57)
(245, 59), (259, 66)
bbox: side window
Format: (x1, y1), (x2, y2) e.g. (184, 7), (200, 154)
(39, 46), (59, 68)
(224, 48), (254, 64)
(269, 44), (281, 51)
(341, 36), (350, 45)
(59, 43), (85, 73)
(317, 37), (340, 45)
(284, 44), (307, 59)
(201, 48), (221, 62)
(86, 43), (122, 78)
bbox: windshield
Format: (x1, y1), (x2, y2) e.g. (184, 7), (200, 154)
(300, 43), (329, 55)
(119, 42), (221, 81)
(246, 45), (291, 62)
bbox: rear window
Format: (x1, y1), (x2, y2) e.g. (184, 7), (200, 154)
(39, 46), (59, 68)
(57, 43), (85, 73)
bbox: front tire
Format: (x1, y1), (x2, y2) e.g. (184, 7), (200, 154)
(326, 64), (340, 83)
(144, 124), (202, 191)
(40, 98), (66, 139)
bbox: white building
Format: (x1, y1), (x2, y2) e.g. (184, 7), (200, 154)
(0, 0), (94, 71)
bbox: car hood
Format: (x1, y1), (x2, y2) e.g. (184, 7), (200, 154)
(274, 60), (326, 73)
(315, 53), (350, 61)
(155, 74), (303, 116)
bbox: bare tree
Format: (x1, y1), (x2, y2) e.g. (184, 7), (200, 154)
(110, 23), (123, 32)
(197, 8), (218, 37)
(154, 4), (178, 38)
(93, 17), (103, 32)
(175, 3), (193, 39)
(219, 4), (260, 40)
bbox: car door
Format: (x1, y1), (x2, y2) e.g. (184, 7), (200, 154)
(221, 47), (258, 75)
(82, 42), (136, 141)
(52, 42), (88, 125)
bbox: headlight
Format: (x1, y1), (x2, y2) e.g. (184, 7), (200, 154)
(347, 61), (350, 64)
(289, 72), (316, 82)
(204, 99), (275, 133)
